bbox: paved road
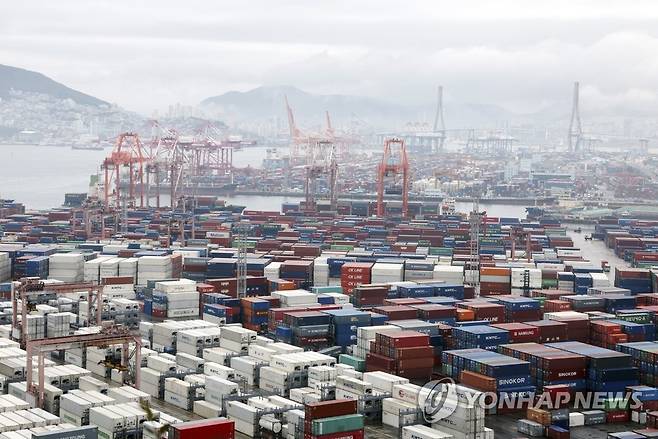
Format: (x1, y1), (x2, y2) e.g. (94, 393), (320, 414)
(566, 225), (630, 282)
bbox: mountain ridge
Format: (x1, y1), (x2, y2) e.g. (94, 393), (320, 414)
(200, 85), (517, 129)
(0, 64), (108, 107)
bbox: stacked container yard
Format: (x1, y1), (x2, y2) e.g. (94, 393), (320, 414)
(340, 262), (373, 295)
(510, 267), (542, 295)
(279, 260), (314, 289)
(432, 265), (464, 284)
(452, 325), (509, 351)
(441, 348), (535, 412)
(366, 330), (433, 380)
(151, 279), (199, 319)
(48, 253), (84, 282)
(615, 268), (652, 295)
(479, 267), (511, 296)
(0, 253), (11, 282)
(137, 255), (182, 287)
(499, 342), (588, 392)
(371, 262), (404, 284)
(547, 341), (639, 393)
(304, 400), (363, 439)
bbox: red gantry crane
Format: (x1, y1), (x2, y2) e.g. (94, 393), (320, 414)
(376, 138), (410, 218)
(102, 133), (147, 209)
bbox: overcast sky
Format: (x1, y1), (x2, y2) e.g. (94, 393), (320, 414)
(3, 0), (658, 115)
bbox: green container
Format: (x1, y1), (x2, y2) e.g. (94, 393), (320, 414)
(339, 354), (365, 372)
(312, 414), (364, 436)
(429, 247), (453, 256)
(542, 279), (558, 288)
(331, 244), (354, 251)
(311, 286), (343, 294)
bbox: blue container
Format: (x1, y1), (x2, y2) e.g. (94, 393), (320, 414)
(203, 304), (228, 317)
(370, 312), (388, 325)
(434, 284), (465, 300)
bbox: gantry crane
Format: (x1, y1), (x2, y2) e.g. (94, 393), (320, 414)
(26, 326), (141, 408)
(376, 138), (410, 218)
(12, 278), (104, 347)
(102, 133), (147, 210)
(146, 121), (180, 208)
(510, 228), (533, 262)
(304, 140), (338, 212)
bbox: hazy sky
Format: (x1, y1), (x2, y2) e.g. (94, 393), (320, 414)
(4, 0), (658, 114)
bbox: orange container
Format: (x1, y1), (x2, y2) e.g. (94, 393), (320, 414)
(456, 308), (475, 321)
(480, 267), (511, 276)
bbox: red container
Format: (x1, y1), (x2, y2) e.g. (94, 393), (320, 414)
(170, 418), (234, 439)
(305, 399), (357, 420)
(376, 330), (429, 348)
(525, 321), (569, 343)
(606, 410), (629, 423)
(491, 323), (540, 343)
(371, 305), (419, 321)
(102, 276), (134, 285)
(392, 346), (434, 359)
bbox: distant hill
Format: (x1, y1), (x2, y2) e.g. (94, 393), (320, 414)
(0, 64), (108, 106)
(200, 85), (516, 130)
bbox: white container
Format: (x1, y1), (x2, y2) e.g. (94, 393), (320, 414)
(402, 425), (454, 439)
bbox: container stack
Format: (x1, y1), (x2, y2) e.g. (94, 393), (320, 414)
(152, 279), (199, 319)
(525, 320), (569, 343)
(280, 260), (314, 288)
(499, 342), (588, 392)
(371, 262), (404, 284)
(304, 400), (363, 439)
(404, 260), (435, 281)
(452, 325), (509, 351)
(240, 297), (270, 331)
(544, 311), (590, 342)
(442, 348), (535, 409)
(341, 262), (373, 295)
(353, 325), (400, 362)
(366, 330), (433, 380)
(46, 311), (74, 338)
(25, 255), (48, 279)
(168, 419), (235, 439)
(479, 267), (511, 296)
(48, 253), (84, 282)
(0, 253), (11, 282)
(497, 296), (542, 322)
(432, 265), (464, 284)
(313, 257), (329, 286)
(138, 255), (178, 287)
(511, 268), (542, 295)
(352, 284), (388, 307)
(491, 323), (540, 343)
(410, 303), (457, 325)
(557, 272), (575, 291)
(84, 256), (113, 283)
(547, 341), (639, 393)
(282, 311), (331, 350)
(617, 341), (658, 386)
(100, 257), (122, 281)
(574, 273), (593, 294)
(323, 309), (371, 347)
(460, 302), (505, 323)
(118, 257), (138, 283)
(428, 385), (490, 438)
(164, 376), (204, 411)
(615, 268), (652, 295)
